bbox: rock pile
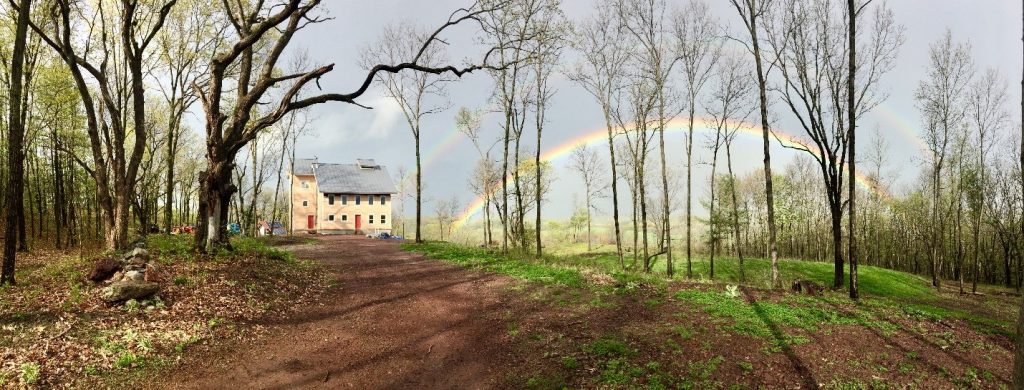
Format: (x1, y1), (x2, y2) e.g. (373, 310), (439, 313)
(89, 245), (163, 304)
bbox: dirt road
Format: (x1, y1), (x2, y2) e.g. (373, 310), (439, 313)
(167, 236), (522, 389)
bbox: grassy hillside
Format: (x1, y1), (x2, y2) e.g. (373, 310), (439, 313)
(403, 241), (1017, 336)
(402, 240), (1018, 388)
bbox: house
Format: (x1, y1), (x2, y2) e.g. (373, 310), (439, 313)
(290, 158), (397, 235)
(257, 221), (287, 236)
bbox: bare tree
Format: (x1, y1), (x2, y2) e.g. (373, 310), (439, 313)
(568, 0), (628, 268)
(192, 0), (507, 251)
(916, 30), (973, 289)
(531, 6), (564, 258)
(769, 0), (902, 289)
(707, 54), (756, 281)
(728, 0), (781, 287)
(966, 69), (1008, 293)
(570, 145), (608, 251)
(617, 0), (681, 275)
(482, 0), (552, 254)
(673, 0), (720, 278)
(435, 196), (461, 241)
(155, 0), (222, 234)
(457, 107), (499, 246)
(362, 23), (452, 244)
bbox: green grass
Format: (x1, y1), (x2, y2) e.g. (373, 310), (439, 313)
(402, 242), (585, 287)
(147, 234), (297, 263)
(405, 241), (1013, 337)
(582, 251), (937, 300)
(675, 289), (897, 342)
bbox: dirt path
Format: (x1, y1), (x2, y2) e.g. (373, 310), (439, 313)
(166, 236), (522, 389)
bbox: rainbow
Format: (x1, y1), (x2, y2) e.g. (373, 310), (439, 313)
(399, 126), (466, 186)
(451, 117), (892, 231)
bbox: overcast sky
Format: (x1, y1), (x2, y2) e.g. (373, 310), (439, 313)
(282, 0), (1023, 224)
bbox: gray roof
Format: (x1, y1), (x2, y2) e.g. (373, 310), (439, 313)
(293, 158), (317, 175)
(314, 163), (397, 194)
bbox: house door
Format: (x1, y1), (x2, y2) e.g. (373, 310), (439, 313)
(307, 215), (315, 229)
(355, 215), (362, 230)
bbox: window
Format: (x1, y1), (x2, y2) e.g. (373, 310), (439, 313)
(381, 215), (386, 224)
(301, 181), (309, 189)
(302, 200), (308, 207)
(342, 215), (348, 221)
(369, 215), (374, 224)
(328, 194), (335, 205)
(368, 195), (374, 205)
(342, 195), (348, 205)
(328, 215), (335, 221)
(356, 195), (361, 205)
(381, 195), (387, 205)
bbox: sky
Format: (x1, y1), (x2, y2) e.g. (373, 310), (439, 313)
(282, 0), (1024, 226)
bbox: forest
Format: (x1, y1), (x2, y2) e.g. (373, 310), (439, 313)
(1, 0), (1023, 388)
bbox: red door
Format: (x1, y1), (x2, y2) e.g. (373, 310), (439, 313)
(355, 215), (362, 230)
(307, 215), (315, 229)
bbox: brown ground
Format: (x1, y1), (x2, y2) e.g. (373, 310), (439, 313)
(160, 235), (523, 389)
(154, 236), (1014, 389)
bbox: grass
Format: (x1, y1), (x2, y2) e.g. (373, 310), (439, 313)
(404, 240), (1015, 336)
(675, 289), (897, 343)
(586, 251), (936, 300)
(147, 234), (296, 263)
(401, 241), (585, 287)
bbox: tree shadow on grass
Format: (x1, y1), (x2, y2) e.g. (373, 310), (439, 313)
(743, 288), (820, 389)
(821, 298), (1010, 386)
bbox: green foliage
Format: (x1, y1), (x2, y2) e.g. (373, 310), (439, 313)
(19, 362), (39, 384)
(172, 276), (191, 286)
(402, 242), (584, 287)
(560, 356), (578, 369)
(114, 352), (142, 369)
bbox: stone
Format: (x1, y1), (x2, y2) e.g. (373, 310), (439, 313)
(110, 271), (124, 282)
(791, 280), (824, 295)
(123, 247), (149, 262)
(101, 281), (160, 303)
(127, 258), (146, 269)
(124, 270), (145, 283)
(88, 258), (122, 282)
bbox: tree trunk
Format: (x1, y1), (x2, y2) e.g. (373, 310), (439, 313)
(195, 155), (236, 252)
(1, 0), (31, 285)
(726, 143), (744, 281)
(602, 112), (624, 269)
(830, 199), (844, 288)
(660, 100), (672, 277)
(415, 131), (423, 243)
(164, 114), (178, 234)
(747, 3), (780, 288)
(847, 0), (859, 299)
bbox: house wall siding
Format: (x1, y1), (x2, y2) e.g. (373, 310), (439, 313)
(318, 194), (392, 233)
(290, 173), (318, 232)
